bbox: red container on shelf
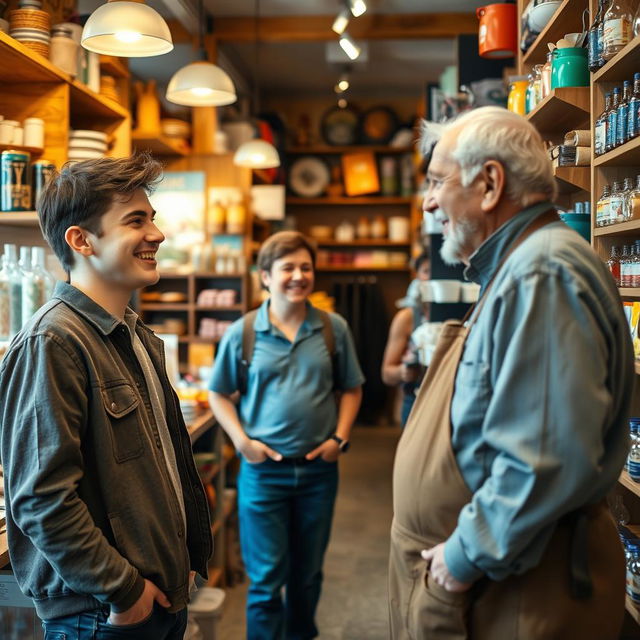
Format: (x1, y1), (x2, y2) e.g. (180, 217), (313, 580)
(476, 3), (517, 59)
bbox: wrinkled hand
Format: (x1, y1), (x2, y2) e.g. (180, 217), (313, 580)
(239, 438), (283, 464)
(305, 438), (340, 462)
(108, 579), (170, 626)
(421, 543), (473, 593)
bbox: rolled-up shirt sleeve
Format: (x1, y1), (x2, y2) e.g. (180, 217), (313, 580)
(444, 268), (630, 583)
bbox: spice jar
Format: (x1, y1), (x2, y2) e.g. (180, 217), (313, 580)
(356, 216), (371, 239)
(49, 26), (78, 77)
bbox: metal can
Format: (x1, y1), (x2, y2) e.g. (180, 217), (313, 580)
(32, 159), (55, 210)
(1, 150), (31, 212)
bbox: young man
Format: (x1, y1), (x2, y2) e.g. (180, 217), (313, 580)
(209, 231), (364, 640)
(0, 154), (212, 640)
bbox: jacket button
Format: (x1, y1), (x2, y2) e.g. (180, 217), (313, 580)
(111, 402), (117, 411)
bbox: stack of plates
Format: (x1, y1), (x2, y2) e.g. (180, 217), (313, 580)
(100, 75), (120, 105)
(68, 129), (108, 162)
(161, 118), (191, 139)
(9, 26), (50, 57)
(8, 6), (51, 57)
(180, 399), (198, 425)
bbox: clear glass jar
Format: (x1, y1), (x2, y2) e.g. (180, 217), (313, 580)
(49, 26), (78, 77)
(621, 176), (634, 220)
(602, 0), (634, 61)
(596, 183), (611, 227)
(532, 64), (544, 105)
(525, 73), (536, 114)
(541, 53), (553, 100)
(628, 175), (640, 220)
(609, 180), (625, 224)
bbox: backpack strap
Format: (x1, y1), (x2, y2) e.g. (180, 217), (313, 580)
(318, 309), (339, 390)
(239, 309), (259, 395)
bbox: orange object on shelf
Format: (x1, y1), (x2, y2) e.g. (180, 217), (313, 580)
(476, 3), (517, 59)
(341, 151), (380, 196)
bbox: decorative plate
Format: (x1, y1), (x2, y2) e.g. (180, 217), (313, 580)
(320, 105), (359, 146)
(360, 106), (399, 144)
(288, 156), (331, 198)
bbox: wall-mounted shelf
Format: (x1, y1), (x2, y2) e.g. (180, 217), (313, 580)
(526, 87), (590, 134)
(593, 220), (640, 237)
(593, 136), (640, 167)
(618, 288), (640, 297)
(287, 196), (412, 205)
(132, 133), (189, 156)
(0, 211), (39, 226)
(553, 166), (590, 193)
(593, 35), (640, 83)
(522, 0), (589, 66)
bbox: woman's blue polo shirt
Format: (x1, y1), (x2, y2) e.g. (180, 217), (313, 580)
(208, 300), (365, 457)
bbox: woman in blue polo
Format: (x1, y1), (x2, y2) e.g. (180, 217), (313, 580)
(208, 231), (364, 640)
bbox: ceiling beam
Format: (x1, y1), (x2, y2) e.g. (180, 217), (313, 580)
(209, 13), (478, 42)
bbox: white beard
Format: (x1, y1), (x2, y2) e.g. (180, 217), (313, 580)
(440, 216), (480, 266)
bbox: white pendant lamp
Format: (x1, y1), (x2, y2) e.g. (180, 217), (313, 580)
(234, 138), (280, 169)
(81, 0), (173, 57)
(233, 0), (280, 170)
(166, 0), (237, 107)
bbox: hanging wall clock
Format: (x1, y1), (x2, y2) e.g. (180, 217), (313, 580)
(320, 105), (359, 146)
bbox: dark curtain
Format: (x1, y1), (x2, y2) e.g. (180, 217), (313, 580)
(332, 278), (389, 424)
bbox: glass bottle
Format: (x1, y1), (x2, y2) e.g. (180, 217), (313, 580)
(595, 92), (611, 156)
(0, 255), (9, 342)
(609, 180), (625, 224)
(589, 0), (609, 71)
(630, 417), (640, 479)
(629, 544), (640, 604)
(633, 240), (640, 288)
(4, 244), (22, 338)
(31, 246), (55, 304)
(622, 176), (635, 220)
(541, 53), (553, 99)
(49, 26), (79, 77)
(629, 73), (640, 141)
(628, 174), (640, 220)
(618, 79), (632, 147)
(19, 246), (37, 328)
(607, 245), (621, 286)
(532, 64), (544, 106)
(596, 183), (611, 227)
(620, 245), (632, 287)
(607, 86), (621, 152)
(602, 0), (634, 61)
(525, 73), (535, 114)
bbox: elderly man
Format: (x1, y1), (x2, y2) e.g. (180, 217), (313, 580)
(389, 106), (633, 639)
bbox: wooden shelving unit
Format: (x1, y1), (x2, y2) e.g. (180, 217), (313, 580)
(553, 166), (590, 193)
(521, 0), (589, 66)
(525, 87), (590, 135)
(593, 35), (640, 83)
(594, 220), (640, 236)
(594, 135), (640, 167)
(132, 132), (189, 156)
(0, 211), (39, 226)
(286, 196), (412, 205)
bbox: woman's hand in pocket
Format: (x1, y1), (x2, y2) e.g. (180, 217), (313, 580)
(421, 543), (473, 593)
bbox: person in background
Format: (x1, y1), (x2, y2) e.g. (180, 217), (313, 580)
(0, 154), (212, 640)
(208, 231), (364, 640)
(389, 107), (633, 639)
(381, 249), (430, 426)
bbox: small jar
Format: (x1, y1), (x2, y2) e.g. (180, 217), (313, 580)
(541, 52), (553, 100)
(507, 76), (528, 115)
(49, 26), (78, 77)
(23, 117), (44, 149)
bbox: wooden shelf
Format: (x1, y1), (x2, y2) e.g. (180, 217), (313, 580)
(140, 303), (189, 311)
(316, 239), (410, 247)
(522, 0), (589, 66)
(287, 196), (412, 205)
(594, 136), (640, 167)
(132, 133), (189, 156)
(526, 87), (590, 133)
(594, 220), (640, 236)
(287, 145), (413, 154)
(553, 166), (590, 193)
(99, 55), (130, 79)
(620, 470), (640, 498)
(593, 35), (640, 83)
(0, 31), (66, 83)
(619, 288), (640, 297)
(196, 305), (243, 311)
(0, 211), (38, 226)
(70, 79), (128, 120)
(187, 410), (216, 443)
(0, 143), (44, 157)
(316, 265), (409, 272)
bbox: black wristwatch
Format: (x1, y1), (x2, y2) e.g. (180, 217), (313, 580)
(330, 434), (350, 453)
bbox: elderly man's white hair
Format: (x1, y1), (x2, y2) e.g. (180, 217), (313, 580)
(420, 106), (557, 206)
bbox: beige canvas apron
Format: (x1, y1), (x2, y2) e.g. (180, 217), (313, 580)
(389, 211), (625, 640)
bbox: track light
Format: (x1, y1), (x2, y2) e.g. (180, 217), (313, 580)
(349, 0), (367, 17)
(339, 32), (361, 60)
(332, 8), (350, 35)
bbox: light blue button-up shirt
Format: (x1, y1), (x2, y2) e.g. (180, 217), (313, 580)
(443, 201), (634, 583)
(209, 300), (365, 457)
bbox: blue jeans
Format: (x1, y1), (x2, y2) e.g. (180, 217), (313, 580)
(238, 457), (339, 640)
(42, 602), (188, 640)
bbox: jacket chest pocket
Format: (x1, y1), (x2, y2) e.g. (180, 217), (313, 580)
(102, 383), (144, 462)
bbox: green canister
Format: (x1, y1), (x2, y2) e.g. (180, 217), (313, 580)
(1, 150), (31, 212)
(32, 159), (55, 209)
(551, 47), (589, 89)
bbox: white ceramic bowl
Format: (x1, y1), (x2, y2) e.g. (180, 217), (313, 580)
(460, 282), (481, 303)
(430, 279), (461, 303)
(528, 1), (562, 32)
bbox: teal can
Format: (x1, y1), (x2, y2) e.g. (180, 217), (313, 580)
(551, 47), (589, 89)
(559, 212), (590, 243)
(1, 150), (31, 212)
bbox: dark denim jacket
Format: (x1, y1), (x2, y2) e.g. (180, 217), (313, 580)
(0, 282), (212, 620)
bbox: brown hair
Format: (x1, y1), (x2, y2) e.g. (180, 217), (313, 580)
(38, 152), (163, 273)
(257, 231), (317, 273)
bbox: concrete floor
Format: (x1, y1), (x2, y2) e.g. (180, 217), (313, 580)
(217, 425), (399, 640)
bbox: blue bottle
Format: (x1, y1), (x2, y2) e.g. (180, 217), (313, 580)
(617, 80), (631, 147)
(607, 86), (621, 152)
(628, 73), (640, 141)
